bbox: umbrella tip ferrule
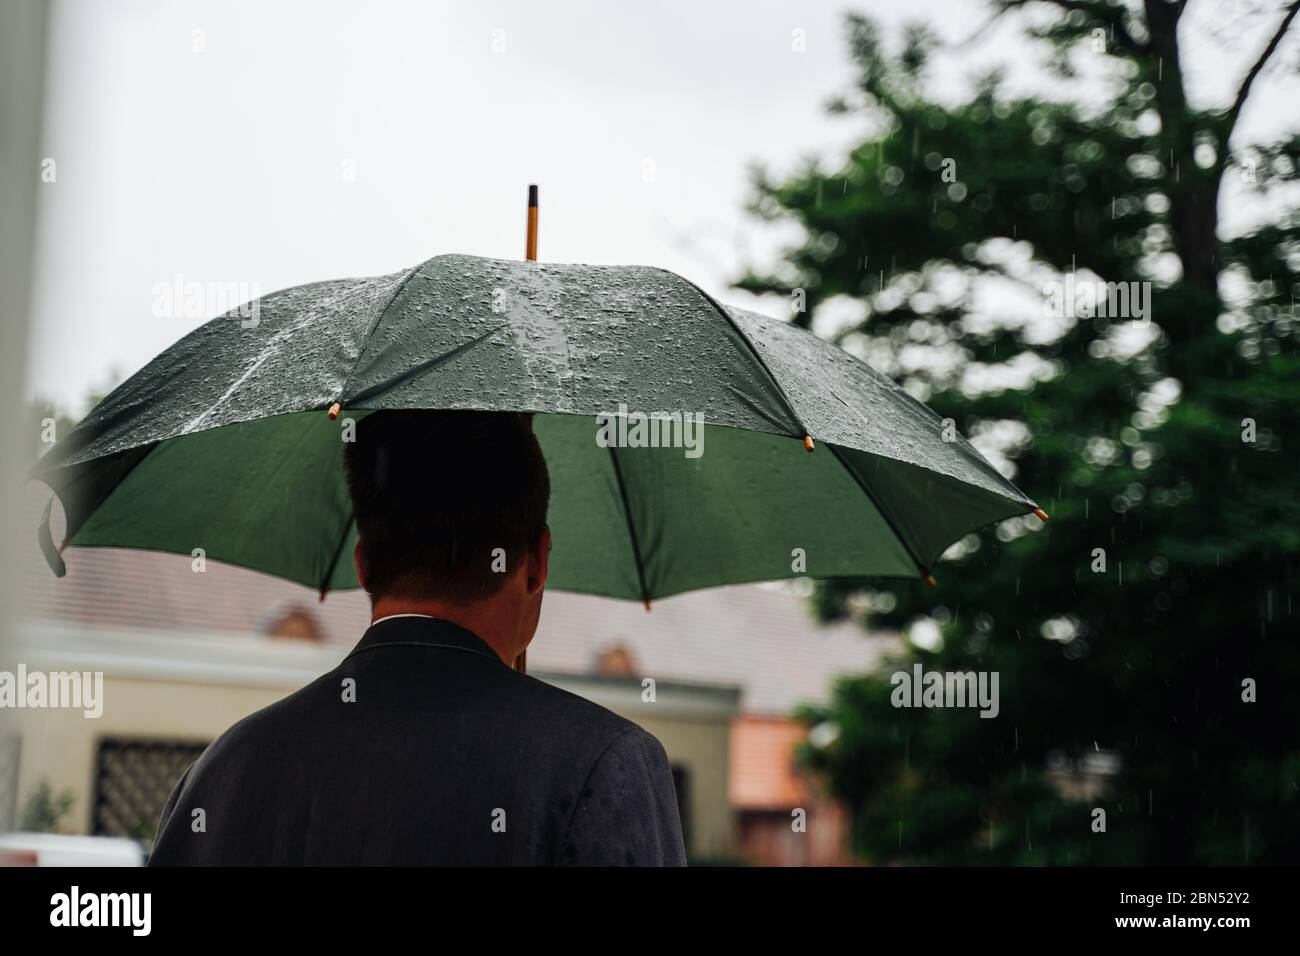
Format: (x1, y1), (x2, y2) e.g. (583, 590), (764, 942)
(318, 589), (327, 603)
(643, 597), (652, 612)
(327, 402), (341, 420)
(525, 185), (539, 261)
(803, 434), (815, 453)
(1032, 507), (1049, 523)
(923, 571), (937, 588)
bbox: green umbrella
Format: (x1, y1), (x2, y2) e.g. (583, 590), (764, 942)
(30, 226), (1043, 614)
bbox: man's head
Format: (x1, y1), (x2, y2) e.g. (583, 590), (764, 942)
(344, 409), (552, 654)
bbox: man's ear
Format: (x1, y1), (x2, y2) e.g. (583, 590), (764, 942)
(353, 540), (367, 590)
(525, 526), (551, 595)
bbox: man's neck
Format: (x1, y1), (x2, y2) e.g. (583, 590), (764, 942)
(370, 596), (521, 666)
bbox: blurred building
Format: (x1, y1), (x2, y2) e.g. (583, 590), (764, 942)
(8, 502), (893, 864)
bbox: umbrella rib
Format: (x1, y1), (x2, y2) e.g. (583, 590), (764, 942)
(36, 440), (163, 558)
(342, 324), (507, 407)
(336, 262), (425, 405)
(317, 509), (355, 600)
(664, 270), (811, 441)
(825, 442), (934, 584)
(606, 445), (652, 608)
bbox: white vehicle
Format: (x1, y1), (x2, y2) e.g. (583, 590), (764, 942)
(0, 833), (144, 867)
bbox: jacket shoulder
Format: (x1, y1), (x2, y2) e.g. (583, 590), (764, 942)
(179, 667), (342, 773)
(501, 667), (646, 742)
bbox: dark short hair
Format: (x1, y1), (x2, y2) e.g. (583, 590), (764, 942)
(343, 409), (550, 602)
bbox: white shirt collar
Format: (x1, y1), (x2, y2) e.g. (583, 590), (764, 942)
(370, 612), (441, 626)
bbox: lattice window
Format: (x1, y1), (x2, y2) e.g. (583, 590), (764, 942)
(91, 738), (208, 839)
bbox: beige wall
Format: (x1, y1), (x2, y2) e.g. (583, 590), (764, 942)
(635, 715), (734, 860)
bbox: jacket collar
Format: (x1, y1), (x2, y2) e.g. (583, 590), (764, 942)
(346, 614), (504, 665)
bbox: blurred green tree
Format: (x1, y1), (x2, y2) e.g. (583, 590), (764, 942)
(18, 780), (76, 834)
(740, 1), (1300, 863)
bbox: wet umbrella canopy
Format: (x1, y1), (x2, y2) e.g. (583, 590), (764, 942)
(30, 252), (1041, 605)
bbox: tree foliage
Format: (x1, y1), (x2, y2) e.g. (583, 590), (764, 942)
(741, 0), (1300, 864)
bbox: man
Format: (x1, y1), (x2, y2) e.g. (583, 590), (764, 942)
(150, 409), (686, 866)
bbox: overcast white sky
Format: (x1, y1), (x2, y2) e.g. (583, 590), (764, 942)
(25, 0), (1300, 410)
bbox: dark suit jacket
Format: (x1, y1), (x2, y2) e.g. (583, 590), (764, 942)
(148, 615), (687, 866)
